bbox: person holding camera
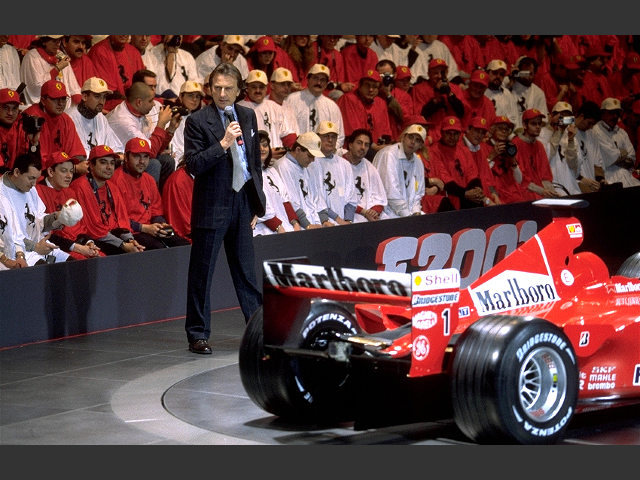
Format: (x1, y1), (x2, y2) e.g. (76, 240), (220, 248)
(484, 59), (520, 129)
(337, 69), (393, 160)
(376, 59), (414, 142)
(111, 137), (190, 249)
(538, 101), (582, 196)
(0, 87), (41, 172)
(23, 80), (87, 172)
(167, 80), (206, 171)
(411, 58), (464, 145)
(480, 115), (528, 205)
(20, 35), (82, 109)
(145, 35), (201, 100)
(512, 108), (560, 200)
(508, 56), (549, 132)
(460, 70), (496, 131)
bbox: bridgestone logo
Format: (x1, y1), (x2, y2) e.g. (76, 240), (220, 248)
(264, 262), (411, 297)
(516, 333), (568, 362)
(470, 270), (559, 315)
(412, 292), (459, 306)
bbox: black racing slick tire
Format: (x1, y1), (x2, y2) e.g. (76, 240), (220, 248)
(450, 315), (578, 444)
(616, 251), (640, 278)
(239, 303), (360, 423)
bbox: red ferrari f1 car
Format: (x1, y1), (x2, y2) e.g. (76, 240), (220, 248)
(239, 199), (640, 444)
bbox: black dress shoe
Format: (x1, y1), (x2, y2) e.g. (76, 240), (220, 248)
(189, 339), (212, 354)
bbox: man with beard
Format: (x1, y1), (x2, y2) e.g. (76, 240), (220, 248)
(62, 35), (97, 88)
(337, 69), (392, 160)
(284, 64), (345, 149)
(508, 56), (549, 131)
(195, 35), (249, 83)
(484, 59), (519, 129)
(23, 80), (86, 170)
(343, 128), (388, 223)
(67, 77), (124, 178)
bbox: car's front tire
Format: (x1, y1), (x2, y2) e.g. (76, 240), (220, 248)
(616, 251), (640, 278)
(450, 315), (578, 444)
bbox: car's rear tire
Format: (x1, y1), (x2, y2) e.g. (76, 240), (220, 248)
(239, 303), (359, 423)
(450, 315), (578, 444)
(616, 252), (640, 278)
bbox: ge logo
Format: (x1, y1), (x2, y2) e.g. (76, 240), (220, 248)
(561, 269), (575, 286)
(413, 335), (430, 361)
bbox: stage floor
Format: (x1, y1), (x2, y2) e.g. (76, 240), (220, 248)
(1, 308), (638, 445)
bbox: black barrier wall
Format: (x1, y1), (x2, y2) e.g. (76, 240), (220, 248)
(1, 187), (638, 348)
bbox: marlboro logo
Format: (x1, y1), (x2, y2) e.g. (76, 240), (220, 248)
(470, 270), (559, 315)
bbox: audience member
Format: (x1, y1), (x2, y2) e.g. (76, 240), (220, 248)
(281, 35), (315, 89)
(70, 144), (145, 255)
(23, 80), (86, 169)
(111, 137), (190, 249)
(0, 152), (75, 265)
(309, 35), (350, 99)
(238, 70), (297, 154)
(462, 116), (500, 205)
(429, 116), (487, 209)
(337, 69), (392, 159)
(484, 59), (520, 128)
(481, 115), (528, 204)
(0, 191), (27, 270)
(88, 35), (145, 112)
(411, 58), (465, 144)
(106, 81), (182, 188)
(411, 35), (460, 84)
(167, 80), (206, 170)
(196, 35), (249, 83)
(370, 36), (405, 71)
(275, 131), (326, 229)
(538, 101), (581, 196)
(341, 35), (379, 86)
(460, 69), (496, 129)
(67, 77), (125, 178)
(373, 123), (426, 218)
(161, 159), (193, 242)
(309, 120), (357, 225)
(573, 100), (606, 193)
(145, 35), (201, 99)
(440, 35), (484, 81)
(62, 35), (97, 89)
(579, 46), (614, 108)
(0, 88), (40, 172)
(131, 35), (153, 61)
(35, 150), (103, 259)
(245, 36), (280, 84)
(591, 97), (640, 187)
(512, 108), (559, 199)
(283, 64), (345, 149)
(375, 59), (414, 142)
(254, 130), (301, 235)
(508, 56), (549, 130)
(0, 35), (21, 90)
(20, 35), (81, 109)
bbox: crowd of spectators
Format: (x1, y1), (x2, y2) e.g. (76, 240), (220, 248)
(1, 34), (639, 270)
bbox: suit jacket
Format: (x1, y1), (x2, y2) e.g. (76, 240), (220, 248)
(184, 103), (266, 228)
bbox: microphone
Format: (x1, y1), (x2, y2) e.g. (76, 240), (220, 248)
(224, 106), (243, 146)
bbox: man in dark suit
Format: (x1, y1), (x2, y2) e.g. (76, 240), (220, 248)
(183, 63), (266, 354)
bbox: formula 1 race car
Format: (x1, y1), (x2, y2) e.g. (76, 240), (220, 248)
(239, 199), (640, 444)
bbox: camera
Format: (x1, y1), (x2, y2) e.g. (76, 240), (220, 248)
(381, 73), (395, 86)
(559, 116), (575, 125)
(513, 70), (531, 78)
(325, 81), (337, 91)
(168, 104), (190, 116)
(160, 226), (175, 237)
(166, 35), (182, 48)
(437, 81), (451, 95)
(22, 114), (45, 135)
(504, 141), (518, 157)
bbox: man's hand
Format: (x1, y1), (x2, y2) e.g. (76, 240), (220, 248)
(34, 234), (59, 256)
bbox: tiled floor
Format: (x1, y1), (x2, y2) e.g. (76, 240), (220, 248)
(1, 307), (639, 445)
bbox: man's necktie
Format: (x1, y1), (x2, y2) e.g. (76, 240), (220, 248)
(224, 111), (246, 192)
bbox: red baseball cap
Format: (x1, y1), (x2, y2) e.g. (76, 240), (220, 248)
(522, 108), (545, 122)
(41, 79), (68, 99)
(89, 144), (117, 161)
(492, 115), (514, 127)
(361, 69), (381, 83)
(395, 65), (411, 80)
(469, 69), (489, 87)
(0, 88), (20, 104)
(428, 58), (448, 71)
(469, 116), (489, 131)
(252, 35), (275, 53)
(441, 116), (463, 132)
(125, 137), (152, 154)
(46, 151), (78, 170)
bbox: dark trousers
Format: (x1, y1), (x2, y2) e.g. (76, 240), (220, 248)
(185, 189), (262, 343)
